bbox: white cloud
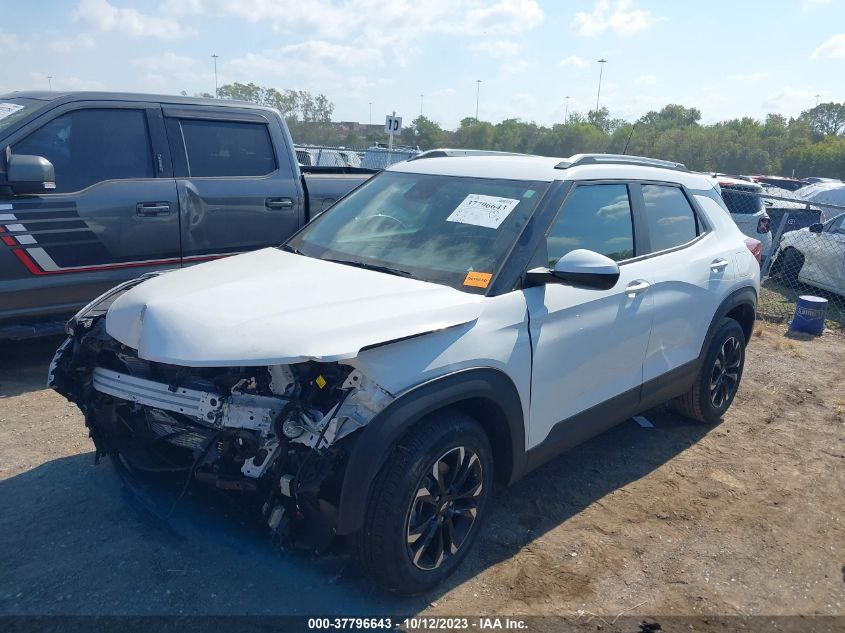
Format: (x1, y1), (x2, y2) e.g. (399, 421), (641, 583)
(227, 41), (383, 96)
(499, 59), (531, 76)
(726, 71), (770, 81)
(574, 0), (661, 37)
(762, 87), (817, 113)
(465, 0), (544, 34)
(51, 33), (96, 53)
(802, 0), (833, 9)
(74, 0), (189, 40)
(132, 52), (198, 71)
(28, 72), (105, 91)
(470, 40), (521, 58)
(560, 54), (588, 68)
(812, 33), (845, 59)
(0, 31), (22, 51)
(634, 74), (658, 86)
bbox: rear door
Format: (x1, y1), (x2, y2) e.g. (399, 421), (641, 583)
(162, 106), (304, 262)
(0, 100), (179, 323)
(636, 183), (738, 385)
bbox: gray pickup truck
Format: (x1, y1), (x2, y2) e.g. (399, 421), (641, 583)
(0, 91), (375, 338)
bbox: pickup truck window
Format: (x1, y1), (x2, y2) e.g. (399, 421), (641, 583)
(12, 108), (154, 193)
(0, 98), (40, 134)
(287, 171), (548, 292)
(180, 119), (276, 178)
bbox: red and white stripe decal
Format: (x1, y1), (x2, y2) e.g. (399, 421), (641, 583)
(1, 204), (229, 275)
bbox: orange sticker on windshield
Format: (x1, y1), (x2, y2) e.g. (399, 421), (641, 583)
(464, 272), (492, 288)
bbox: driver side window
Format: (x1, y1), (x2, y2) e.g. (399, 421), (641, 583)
(544, 183), (635, 266)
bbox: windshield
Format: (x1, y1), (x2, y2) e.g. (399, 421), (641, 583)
(287, 171), (549, 292)
(0, 98), (42, 135)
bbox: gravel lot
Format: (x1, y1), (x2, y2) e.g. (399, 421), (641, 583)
(1, 324), (843, 619)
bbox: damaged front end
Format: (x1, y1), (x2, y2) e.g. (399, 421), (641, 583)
(49, 305), (393, 549)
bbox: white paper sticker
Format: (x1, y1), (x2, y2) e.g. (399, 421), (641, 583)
(446, 194), (521, 229)
(0, 103), (24, 121)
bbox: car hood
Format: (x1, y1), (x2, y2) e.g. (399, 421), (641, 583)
(106, 248), (484, 367)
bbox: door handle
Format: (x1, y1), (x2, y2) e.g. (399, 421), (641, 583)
(266, 197), (294, 210)
(136, 202), (171, 217)
(625, 280), (650, 298)
(710, 258), (730, 272)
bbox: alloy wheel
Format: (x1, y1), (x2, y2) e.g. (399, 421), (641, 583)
(710, 336), (741, 408)
(406, 446), (484, 571)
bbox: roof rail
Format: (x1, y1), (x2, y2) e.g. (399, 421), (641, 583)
(554, 153), (689, 172)
(409, 148), (530, 160)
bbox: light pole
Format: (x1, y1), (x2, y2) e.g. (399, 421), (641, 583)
(815, 93), (821, 106)
(564, 95), (570, 124)
(369, 102), (372, 125)
(595, 59), (607, 114)
(47, 75), (53, 90)
(211, 54), (219, 98)
(475, 79), (482, 120)
(420, 94), (424, 118)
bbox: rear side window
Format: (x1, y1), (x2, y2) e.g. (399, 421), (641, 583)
(545, 183), (635, 264)
(180, 119), (276, 177)
(642, 184), (699, 252)
(719, 184), (764, 215)
(13, 108), (153, 193)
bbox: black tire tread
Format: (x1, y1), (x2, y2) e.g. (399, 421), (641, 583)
(672, 317), (745, 424)
(350, 410), (489, 595)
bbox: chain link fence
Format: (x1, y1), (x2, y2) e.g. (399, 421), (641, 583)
(294, 144), (421, 170)
(717, 183), (845, 330)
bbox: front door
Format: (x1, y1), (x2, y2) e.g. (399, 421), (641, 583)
(524, 182), (654, 449)
(1, 102), (179, 321)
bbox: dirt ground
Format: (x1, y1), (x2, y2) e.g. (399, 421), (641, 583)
(0, 324), (843, 619)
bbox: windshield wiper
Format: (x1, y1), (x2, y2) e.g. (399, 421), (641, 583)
(280, 244), (303, 255)
(323, 258), (412, 277)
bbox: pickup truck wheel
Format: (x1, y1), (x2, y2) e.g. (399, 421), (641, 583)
(351, 410), (493, 596)
(672, 318), (746, 424)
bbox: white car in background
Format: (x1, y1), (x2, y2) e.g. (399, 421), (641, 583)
(712, 175), (772, 260)
(771, 212), (845, 296)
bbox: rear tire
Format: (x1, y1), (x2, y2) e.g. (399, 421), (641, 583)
(351, 410), (493, 596)
(672, 318), (746, 424)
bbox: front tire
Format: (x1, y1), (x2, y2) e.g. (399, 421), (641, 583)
(672, 318), (746, 424)
(780, 248), (804, 286)
(351, 410), (493, 596)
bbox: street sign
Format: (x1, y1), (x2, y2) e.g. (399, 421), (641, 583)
(384, 115), (402, 134)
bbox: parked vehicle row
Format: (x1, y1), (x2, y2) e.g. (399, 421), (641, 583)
(0, 91), (376, 339)
(50, 153), (759, 595)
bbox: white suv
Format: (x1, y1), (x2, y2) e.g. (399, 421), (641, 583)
(50, 154), (759, 595)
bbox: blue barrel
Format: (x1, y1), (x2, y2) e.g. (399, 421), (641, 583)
(790, 295), (827, 335)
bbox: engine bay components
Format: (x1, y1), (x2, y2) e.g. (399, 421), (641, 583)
(49, 314), (394, 544)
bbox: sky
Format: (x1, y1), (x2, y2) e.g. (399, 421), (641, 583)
(1, 0), (845, 130)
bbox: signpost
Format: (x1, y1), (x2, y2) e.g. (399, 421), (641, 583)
(384, 111), (402, 152)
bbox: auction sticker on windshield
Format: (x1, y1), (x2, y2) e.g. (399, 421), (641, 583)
(0, 103), (24, 121)
(446, 194), (521, 229)
(464, 271), (493, 288)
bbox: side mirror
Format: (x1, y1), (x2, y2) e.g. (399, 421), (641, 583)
(809, 223), (824, 233)
(526, 249), (621, 290)
(7, 152), (56, 194)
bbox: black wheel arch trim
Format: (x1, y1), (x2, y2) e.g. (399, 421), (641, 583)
(704, 285), (757, 352)
(335, 367), (525, 535)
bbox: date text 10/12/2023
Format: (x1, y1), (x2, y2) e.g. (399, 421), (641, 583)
(307, 617), (529, 630)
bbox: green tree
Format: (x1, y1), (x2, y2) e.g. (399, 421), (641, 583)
(799, 102), (845, 137)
